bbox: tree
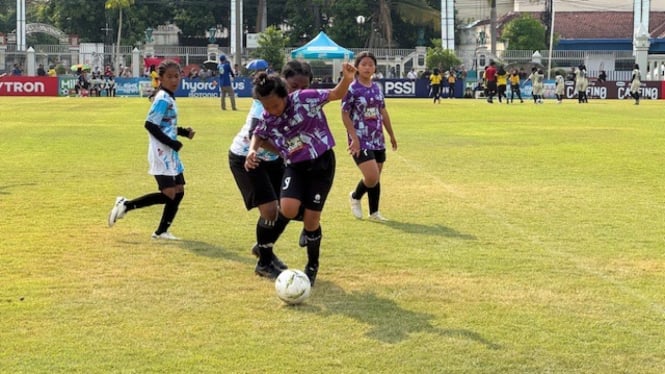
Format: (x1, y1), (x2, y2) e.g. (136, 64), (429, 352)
(105, 0), (134, 72)
(254, 26), (287, 72)
(501, 14), (549, 52)
(426, 38), (461, 70)
(369, 0), (440, 48)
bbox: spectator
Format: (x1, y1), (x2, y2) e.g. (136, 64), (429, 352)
(407, 68), (418, 80)
(11, 64), (22, 76)
(47, 65), (57, 77)
(37, 64), (46, 76)
(598, 70), (607, 83)
(218, 55), (237, 111)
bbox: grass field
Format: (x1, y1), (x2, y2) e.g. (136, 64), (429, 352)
(1, 95), (664, 373)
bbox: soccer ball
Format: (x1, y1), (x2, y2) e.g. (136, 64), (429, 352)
(275, 269), (311, 304)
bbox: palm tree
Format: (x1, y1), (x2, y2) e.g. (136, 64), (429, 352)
(256, 0), (267, 32)
(370, 0), (440, 49)
(105, 0), (135, 73)
(489, 0), (497, 56)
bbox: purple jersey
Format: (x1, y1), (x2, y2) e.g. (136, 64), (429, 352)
(341, 80), (386, 150)
(254, 89), (335, 164)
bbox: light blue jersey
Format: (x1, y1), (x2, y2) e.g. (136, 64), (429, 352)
(146, 89), (183, 176)
(229, 99), (279, 161)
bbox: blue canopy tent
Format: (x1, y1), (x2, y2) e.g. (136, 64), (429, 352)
(290, 31), (355, 60)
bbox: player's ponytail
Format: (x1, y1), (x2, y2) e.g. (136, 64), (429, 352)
(252, 72), (288, 99)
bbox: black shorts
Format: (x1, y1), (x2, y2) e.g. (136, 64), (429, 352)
(487, 81), (497, 92)
(229, 151), (284, 210)
(353, 149), (386, 165)
(281, 149), (335, 212)
(155, 173), (185, 190)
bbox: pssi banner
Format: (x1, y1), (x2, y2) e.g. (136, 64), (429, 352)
(0, 76), (59, 96)
(376, 79), (465, 98)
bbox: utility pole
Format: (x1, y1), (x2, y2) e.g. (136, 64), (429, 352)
(16, 0), (26, 51)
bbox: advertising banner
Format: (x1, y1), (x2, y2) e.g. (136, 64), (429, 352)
(0, 76), (59, 96)
(519, 80), (662, 100)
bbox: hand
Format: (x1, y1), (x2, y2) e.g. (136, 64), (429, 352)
(390, 136), (397, 151)
(244, 150), (259, 171)
(341, 62), (357, 80)
(347, 137), (360, 157)
(187, 127), (196, 139)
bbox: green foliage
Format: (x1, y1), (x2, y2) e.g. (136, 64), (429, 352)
(501, 14), (551, 51)
(328, 0), (369, 48)
(426, 39), (461, 70)
(254, 26), (287, 72)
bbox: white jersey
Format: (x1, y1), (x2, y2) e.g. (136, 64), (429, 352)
(555, 74), (565, 95)
(630, 68), (641, 93)
(229, 99), (279, 161)
(146, 89), (183, 176)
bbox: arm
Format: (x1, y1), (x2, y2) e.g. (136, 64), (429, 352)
(328, 62), (357, 102)
(244, 134), (266, 171)
(145, 121), (182, 151)
(380, 107), (397, 151)
(341, 110), (360, 157)
(177, 126), (196, 139)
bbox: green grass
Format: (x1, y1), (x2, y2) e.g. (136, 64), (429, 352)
(1, 96), (664, 373)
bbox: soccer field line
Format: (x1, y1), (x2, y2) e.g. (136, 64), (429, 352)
(393, 151), (665, 318)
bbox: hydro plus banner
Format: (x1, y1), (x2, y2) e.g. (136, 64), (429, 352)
(115, 77), (147, 97)
(174, 77), (254, 98)
(0, 76), (59, 96)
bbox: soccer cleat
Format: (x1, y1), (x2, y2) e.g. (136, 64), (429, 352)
(368, 211), (389, 222)
(255, 262), (282, 279)
(304, 265), (318, 287)
(251, 243), (288, 271)
(349, 192), (363, 219)
(108, 196), (127, 227)
(151, 232), (180, 240)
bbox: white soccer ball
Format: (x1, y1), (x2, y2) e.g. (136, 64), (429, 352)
(275, 269), (311, 304)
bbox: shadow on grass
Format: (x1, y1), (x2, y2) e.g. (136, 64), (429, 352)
(379, 220), (477, 240)
(178, 240), (254, 265)
(311, 281), (499, 349)
(0, 183), (36, 195)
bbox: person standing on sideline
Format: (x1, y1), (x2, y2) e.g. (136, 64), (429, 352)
(228, 60), (313, 278)
(108, 60), (195, 240)
(429, 68), (442, 103)
(509, 69), (523, 103)
(484, 61), (497, 103)
(575, 64), (588, 103)
(218, 55), (237, 111)
(525, 67), (544, 103)
(630, 63), (641, 105)
(244, 62), (357, 285)
(342, 51), (397, 222)
(496, 66), (508, 103)
(554, 71), (565, 103)
(447, 69), (456, 98)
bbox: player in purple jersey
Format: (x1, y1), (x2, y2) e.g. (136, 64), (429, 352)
(342, 51), (397, 222)
(228, 60), (313, 278)
(244, 62), (357, 285)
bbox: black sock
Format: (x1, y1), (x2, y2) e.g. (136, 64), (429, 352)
(353, 180), (368, 200)
(125, 192), (168, 212)
(367, 182), (381, 215)
(155, 192), (183, 234)
(304, 226), (322, 269)
(256, 212), (290, 266)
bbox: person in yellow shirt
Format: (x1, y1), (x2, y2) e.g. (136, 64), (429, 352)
(496, 66), (508, 103)
(509, 69), (524, 103)
(429, 68), (442, 103)
(447, 70), (456, 98)
(47, 65), (57, 77)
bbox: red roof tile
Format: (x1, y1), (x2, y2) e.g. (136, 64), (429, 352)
(495, 11), (665, 39)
